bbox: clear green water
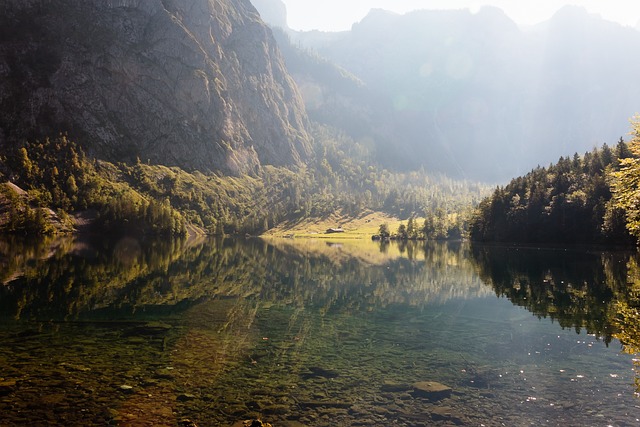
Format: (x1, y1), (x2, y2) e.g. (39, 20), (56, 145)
(0, 236), (638, 426)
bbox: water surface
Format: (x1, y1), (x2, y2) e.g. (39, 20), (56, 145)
(0, 236), (638, 426)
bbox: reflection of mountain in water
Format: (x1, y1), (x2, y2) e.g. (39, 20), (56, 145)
(6, 235), (638, 354)
(2, 236), (640, 424)
(0, 236), (489, 320)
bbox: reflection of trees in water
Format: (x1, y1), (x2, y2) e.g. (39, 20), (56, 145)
(469, 244), (637, 344)
(610, 256), (640, 395)
(0, 235), (77, 285)
(0, 235), (194, 320)
(7, 234), (639, 346)
(0, 237), (489, 320)
(262, 239), (491, 313)
(470, 243), (640, 395)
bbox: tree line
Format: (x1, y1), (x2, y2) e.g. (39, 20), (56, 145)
(469, 118), (640, 246)
(0, 134), (186, 236)
(0, 126), (488, 237)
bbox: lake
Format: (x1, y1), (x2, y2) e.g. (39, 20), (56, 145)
(0, 236), (638, 426)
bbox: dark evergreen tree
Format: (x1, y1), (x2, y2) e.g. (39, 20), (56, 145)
(469, 140), (634, 245)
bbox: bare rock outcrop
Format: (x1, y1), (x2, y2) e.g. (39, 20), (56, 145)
(0, 0), (311, 174)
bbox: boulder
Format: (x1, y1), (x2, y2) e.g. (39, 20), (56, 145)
(411, 381), (452, 401)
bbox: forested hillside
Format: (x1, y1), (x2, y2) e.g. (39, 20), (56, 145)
(0, 127), (488, 236)
(469, 120), (640, 246)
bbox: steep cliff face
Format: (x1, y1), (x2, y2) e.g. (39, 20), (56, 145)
(0, 0), (311, 174)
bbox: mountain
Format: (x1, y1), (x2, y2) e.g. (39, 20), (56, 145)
(251, 0), (288, 29)
(0, 0), (311, 175)
(285, 6), (640, 182)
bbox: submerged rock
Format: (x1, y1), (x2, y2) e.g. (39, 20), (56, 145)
(261, 404), (289, 415)
(177, 393), (197, 402)
(60, 362), (91, 372)
(300, 366), (339, 380)
(119, 385), (134, 394)
(411, 381), (452, 401)
(430, 406), (464, 424)
(121, 322), (172, 337)
(380, 380), (412, 392)
(0, 379), (17, 396)
(230, 420), (272, 427)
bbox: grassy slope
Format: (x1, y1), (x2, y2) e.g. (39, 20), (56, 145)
(262, 209), (420, 239)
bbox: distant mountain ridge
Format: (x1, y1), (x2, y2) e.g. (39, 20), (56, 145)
(0, 0), (311, 175)
(251, 0), (288, 29)
(263, 4), (640, 181)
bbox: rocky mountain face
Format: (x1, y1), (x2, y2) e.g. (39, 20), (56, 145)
(286, 6), (640, 181)
(0, 0), (311, 175)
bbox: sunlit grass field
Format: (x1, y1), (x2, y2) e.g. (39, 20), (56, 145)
(262, 210), (422, 239)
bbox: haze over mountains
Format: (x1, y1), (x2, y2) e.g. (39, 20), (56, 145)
(255, 0), (640, 181)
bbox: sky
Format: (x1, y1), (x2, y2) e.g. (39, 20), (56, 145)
(280, 0), (640, 31)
